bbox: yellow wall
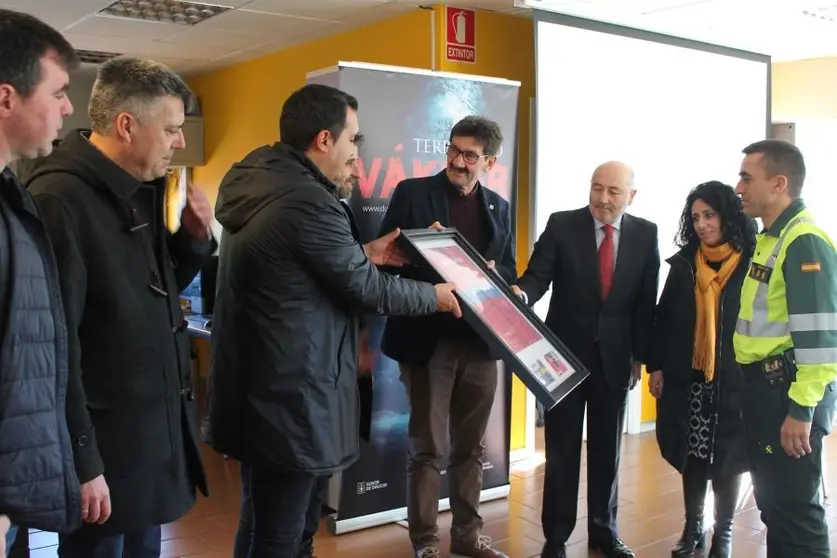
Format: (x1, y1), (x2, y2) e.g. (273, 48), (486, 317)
(640, 367), (656, 422)
(772, 57), (837, 120)
(188, 7), (536, 450)
(189, 9), (434, 202)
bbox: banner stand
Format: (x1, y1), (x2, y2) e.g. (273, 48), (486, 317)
(328, 483), (510, 536)
(308, 61), (521, 537)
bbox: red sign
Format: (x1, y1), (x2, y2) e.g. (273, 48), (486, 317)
(445, 6), (476, 63)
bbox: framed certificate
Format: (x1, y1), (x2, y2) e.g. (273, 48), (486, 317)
(397, 228), (589, 410)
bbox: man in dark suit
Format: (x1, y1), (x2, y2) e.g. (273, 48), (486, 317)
(514, 161), (659, 558)
(379, 116), (515, 558)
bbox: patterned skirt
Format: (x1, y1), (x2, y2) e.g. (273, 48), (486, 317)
(687, 379), (715, 461)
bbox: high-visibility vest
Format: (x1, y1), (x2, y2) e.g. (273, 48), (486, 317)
(733, 209), (834, 364)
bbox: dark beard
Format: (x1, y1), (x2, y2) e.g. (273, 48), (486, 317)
(336, 182), (353, 200)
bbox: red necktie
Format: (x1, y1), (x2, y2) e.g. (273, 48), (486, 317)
(599, 224), (614, 300)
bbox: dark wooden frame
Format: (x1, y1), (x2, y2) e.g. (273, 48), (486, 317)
(397, 228), (589, 410)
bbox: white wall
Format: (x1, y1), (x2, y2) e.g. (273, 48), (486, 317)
(792, 120), (837, 241)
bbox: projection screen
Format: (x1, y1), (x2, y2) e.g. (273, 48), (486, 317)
(531, 11), (770, 432)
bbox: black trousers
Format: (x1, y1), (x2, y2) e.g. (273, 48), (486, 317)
(237, 461), (329, 558)
(742, 370), (836, 558)
(541, 350), (627, 548)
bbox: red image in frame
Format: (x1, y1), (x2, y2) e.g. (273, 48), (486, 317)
(424, 244), (542, 354)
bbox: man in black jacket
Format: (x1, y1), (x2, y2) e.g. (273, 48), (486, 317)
(514, 161), (659, 558)
(0, 9), (81, 554)
(378, 116), (515, 558)
(207, 83), (461, 558)
(26, 56), (215, 558)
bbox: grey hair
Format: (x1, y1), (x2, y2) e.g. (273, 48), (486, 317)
(88, 55), (196, 134)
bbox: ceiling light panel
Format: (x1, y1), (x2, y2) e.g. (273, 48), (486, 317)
(99, 0), (232, 26)
(75, 49), (123, 64)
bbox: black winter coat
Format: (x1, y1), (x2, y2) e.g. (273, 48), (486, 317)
(206, 144), (439, 474)
(26, 131), (213, 534)
(646, 244), (751, 478)
(0, 169), (81, 533)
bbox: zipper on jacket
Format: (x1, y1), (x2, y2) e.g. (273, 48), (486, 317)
(684, 253), (717, 465)
(334, 323), (348, 387)
(708, 291), (724, 466)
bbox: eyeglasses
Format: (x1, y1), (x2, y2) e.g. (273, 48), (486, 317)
(446, 144), (485, 165)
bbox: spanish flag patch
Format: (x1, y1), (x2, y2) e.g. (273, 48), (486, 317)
(801, 262), (822, 273)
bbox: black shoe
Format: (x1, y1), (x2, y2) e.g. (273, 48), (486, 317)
(588, 537), (635, 558)
(540, 543), (566, 558)
(672, 459), (709, 557)
(707, 474), (740, 558)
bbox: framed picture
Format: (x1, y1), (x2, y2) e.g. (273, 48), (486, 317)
(397, 228), (589, 410)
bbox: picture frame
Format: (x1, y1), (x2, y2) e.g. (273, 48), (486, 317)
(397, 228), (590, 410)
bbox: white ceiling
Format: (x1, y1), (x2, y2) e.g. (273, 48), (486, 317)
(520, 0), (837, 61)
(0, 0), (527, 76)
(3, 0), (836, 79)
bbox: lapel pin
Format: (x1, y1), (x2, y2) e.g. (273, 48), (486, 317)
(489, 204), (494, 210)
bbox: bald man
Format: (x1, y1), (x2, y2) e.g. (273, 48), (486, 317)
(514, 162), (660, 558)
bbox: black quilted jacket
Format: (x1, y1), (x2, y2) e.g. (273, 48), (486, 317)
(0, 167), (81, 533)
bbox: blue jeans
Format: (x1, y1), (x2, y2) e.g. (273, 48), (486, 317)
(57, 524), (161, 558)
(4, 524), (18, 557)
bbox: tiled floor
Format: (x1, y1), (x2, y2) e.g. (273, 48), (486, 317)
(18, 429), (837, 557)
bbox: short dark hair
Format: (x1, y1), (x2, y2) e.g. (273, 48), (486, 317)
(742, 139), (806, 198)
(88, 56), (196, 134)
(279, 84), (359, 151)
(0, 9), (79, 98)
(450, 115), (503, 156)
(676, 180), (757, 253)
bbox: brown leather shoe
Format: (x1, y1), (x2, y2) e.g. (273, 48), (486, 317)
(451, 535), (509, 558)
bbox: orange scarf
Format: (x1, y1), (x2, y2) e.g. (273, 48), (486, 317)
(693, 242), (741, 382)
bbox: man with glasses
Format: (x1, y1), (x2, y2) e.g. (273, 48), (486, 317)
(379, 116), (516, 558)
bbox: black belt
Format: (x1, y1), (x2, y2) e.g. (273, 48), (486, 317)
(741, 350), (796, 384)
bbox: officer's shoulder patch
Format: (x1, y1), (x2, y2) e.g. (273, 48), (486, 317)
(801, 262), (822, 273)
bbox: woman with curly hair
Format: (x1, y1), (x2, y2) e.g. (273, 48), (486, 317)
(646, 181), (757, 558)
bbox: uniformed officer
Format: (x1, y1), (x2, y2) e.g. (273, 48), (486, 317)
(733, 139), (837, 557)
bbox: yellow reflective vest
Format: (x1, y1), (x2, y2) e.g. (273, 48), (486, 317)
(734, 201), (837, 419)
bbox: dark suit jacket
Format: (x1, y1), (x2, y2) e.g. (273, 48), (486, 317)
(378, 171), (516, 364)
(517, 207), (659, 390)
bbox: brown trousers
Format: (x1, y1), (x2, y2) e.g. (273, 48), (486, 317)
(400, 339), (498, 549)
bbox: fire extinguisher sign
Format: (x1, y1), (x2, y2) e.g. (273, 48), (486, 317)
(445, 6), (476, 63)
